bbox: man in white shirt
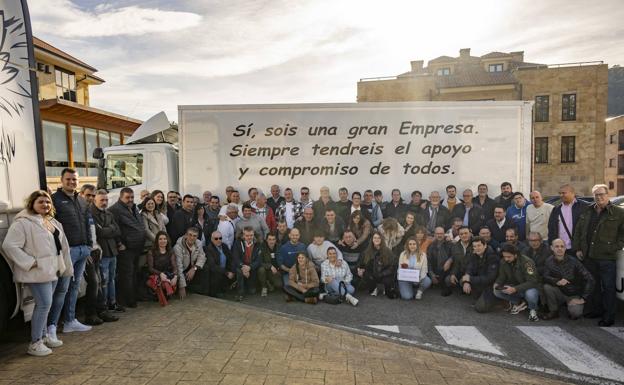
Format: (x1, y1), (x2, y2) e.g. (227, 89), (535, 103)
(307, 231), (343, 269)
(217, 204), (240, 248)
(526, 191), (553, 240)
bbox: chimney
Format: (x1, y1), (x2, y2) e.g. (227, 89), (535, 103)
(459, 48), (471, 58)
(410, 60), (424, 72)
(510, 51), (524, 63)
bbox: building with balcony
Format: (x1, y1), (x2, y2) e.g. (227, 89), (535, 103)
(605, 115), (624, 196)
(34, 37), (142, 189)
(357, 48), (608, 196)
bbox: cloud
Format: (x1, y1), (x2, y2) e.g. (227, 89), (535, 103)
(30, 0), (202, 37)
(29, 0), (624, 122)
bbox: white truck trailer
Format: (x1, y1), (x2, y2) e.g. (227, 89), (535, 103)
(0, 0), (47, 335)
(96, 101), (534, 202)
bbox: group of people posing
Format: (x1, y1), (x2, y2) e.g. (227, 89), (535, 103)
(3, 169), (623, 357)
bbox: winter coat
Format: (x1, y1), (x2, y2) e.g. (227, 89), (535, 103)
(398, 251), (428, 281)
(142, 210), (166, 248)
(543, 255), (594, 298)
(205, 242), (233, 275)
(547, 200), (587, 246)
(51, 189), (91, 247)
(288, 260), (319, 290)
(231, 240), (262, 271)
(572, 203), (624, 261)
(2, 210), (73, 282)
(495, 255), (540, 293)
(109, 201), (145, 250)
(464, 248), (499, 287)
(90, 205), (121, 258)
(173, 236), (207, 288)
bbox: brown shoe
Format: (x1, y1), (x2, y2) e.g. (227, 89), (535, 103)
(540, 311), (559, 320)
(304, 297), (318, 304)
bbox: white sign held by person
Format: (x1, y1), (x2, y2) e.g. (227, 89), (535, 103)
(178, 101), (532, 197)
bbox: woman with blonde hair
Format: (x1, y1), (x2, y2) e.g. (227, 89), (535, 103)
(2, 190), (73, 356)
(397, 232), (431, 300)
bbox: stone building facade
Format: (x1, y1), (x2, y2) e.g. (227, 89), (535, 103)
(357, 48), (608, 196)
(605, 115), (624, 196)
(34, 37), (141, 189)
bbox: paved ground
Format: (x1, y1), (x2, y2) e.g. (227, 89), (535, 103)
(236, 286), (624, 385)
(0, 294), (577, 385)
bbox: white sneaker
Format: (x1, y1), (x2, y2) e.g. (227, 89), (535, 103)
(415, 290), (423, 300)
(62, 319), (92, 333)
(45, 325), (63, 348)
(370, 287), (378, 296)
(510, 301), (527, 315)
(318, 292), (327, 301)
(27, 340), (52, 356)
(528, 309), (539, 322)
(345, 293), (359, 306)
(261, 288), (268, 297)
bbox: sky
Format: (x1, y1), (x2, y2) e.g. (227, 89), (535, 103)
(29, 0), (624, 122)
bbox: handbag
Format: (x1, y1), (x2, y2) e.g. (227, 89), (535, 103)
(324, 281), (347, 305)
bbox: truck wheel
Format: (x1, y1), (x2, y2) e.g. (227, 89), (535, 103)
(0, 258), (15, 339)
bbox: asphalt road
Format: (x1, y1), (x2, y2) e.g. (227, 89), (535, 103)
(231, 286), (624, 385)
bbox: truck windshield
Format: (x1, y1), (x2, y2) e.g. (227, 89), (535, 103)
(105, 153), (143, 190)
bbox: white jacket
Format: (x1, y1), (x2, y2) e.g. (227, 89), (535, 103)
(2, 210), (73, 283)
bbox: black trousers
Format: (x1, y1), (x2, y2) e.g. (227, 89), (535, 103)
(186, 267), (211, 296)
(209, 270), (234, 297)
(283, 285), (320, 302)
(360, 273), (396, 296)
(84, 259), (103, 316)
(117, 247), (142, 307)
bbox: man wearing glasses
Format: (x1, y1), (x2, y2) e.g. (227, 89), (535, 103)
(300, 187), (313, 209)
(205, 231), (235, 298)
(573, 184), (624, 326)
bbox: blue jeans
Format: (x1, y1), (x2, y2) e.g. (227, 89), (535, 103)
(494, 287), (540, 310)
(281, 272), (290, 287)
(64, 245), (90, 321)
(48, 276), (70, 326)
(326, 279), (355, 295)
(398, 276), (432, 300)
(100, 256), (117, 305)
(28, 281), (57, 342)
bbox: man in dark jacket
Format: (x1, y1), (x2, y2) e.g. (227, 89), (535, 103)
(573, 184), (624, 326)
(486, 206), (515, 243)
(319, 208), (345, 244)
(90, 190), (122, 321)
(451, 189), (485, 235)
(169, 194), (195, 243)
(294, 207), (319, 245)
(382, 188), (408, 220)
(494, 244), (541, 322)
(547, 184), (588, 254)
(542, 239), (594, 320)
(204, 230), (234, 297)
(267, 184), (285, 213)
(494, 181), (514, 210)
(525, 232), (550, 276)
(423, 191), (452, 234)
(461, 237), (499, 313)
(109, 187), (146, 308)
(473, 183), (496, 221)
(427, 227), (453, 296)
(50, 168), (93, 333)
(165, 190), (180, 234)
(231, 227), (262, 301)
(446, 226), (473, 289)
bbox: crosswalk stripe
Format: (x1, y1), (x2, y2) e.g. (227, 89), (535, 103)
(601, 327), (624, 342)
(435, 326), (504, 356)
(518, 326), (624, 382)
(367, 325), (400, 333)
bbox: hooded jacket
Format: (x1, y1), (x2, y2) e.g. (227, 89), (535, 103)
(2, 210), (73, 282)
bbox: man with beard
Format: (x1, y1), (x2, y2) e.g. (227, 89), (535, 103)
(494, 181), (514, 210)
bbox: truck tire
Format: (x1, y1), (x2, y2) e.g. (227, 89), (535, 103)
(0, 257), (16, 339)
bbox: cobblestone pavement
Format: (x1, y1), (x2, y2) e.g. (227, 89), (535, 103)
(0, 295), (572, 385)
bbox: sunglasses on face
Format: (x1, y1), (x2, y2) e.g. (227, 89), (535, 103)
(213, 237), (222, 240)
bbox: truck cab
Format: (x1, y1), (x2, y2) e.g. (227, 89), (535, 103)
(95, 112), (179, 200)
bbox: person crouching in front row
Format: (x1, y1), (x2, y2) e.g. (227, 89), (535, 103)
(284, 253), (320, 304)
(320, 247), (359, 306)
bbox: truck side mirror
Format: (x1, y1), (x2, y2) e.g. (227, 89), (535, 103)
(93, 147), (104, 159)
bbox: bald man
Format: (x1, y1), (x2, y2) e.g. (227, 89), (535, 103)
(526, 190), (553, 240)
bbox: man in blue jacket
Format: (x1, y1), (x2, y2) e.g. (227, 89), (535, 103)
(506, 192), (530, 241)
(277, 228), (307, 287)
